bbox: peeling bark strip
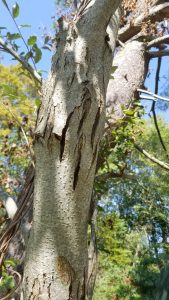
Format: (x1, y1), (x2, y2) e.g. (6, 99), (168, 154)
(22, 1), (122, 299)
(60, 111), (74, 161)
(91, 107), (101, 148)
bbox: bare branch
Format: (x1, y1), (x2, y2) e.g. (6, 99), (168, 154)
(0, 38), (42, 84)
(118, 3), (169, 42)
(151, 57), (168, 155)
(134, 144), (169, 171)
(95, 170), (126, 181)
(147, 35), (169, 48)
(149, 49), (169, 58)
(138, 89), (169, 103)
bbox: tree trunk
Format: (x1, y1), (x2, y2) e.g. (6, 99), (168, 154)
(22, 1), (121, 299)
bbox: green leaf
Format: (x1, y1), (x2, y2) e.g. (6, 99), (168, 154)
(35, 98), (41, 108)
(0, 26), (7, 30)
(111, 66), (118, 73)
(12, 2), (20, 18)
(44, 36), (50, 44)
(19, 24), (31, 28)
(7, 32), (21, 40)
(4, 259), (17, 267)
(24, 51), (33, 61)
(27, 35), (37, 46)
(33, 45), (42, 63)
(123, 110), (134, 116)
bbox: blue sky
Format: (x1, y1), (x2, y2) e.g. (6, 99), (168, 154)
(0, 0), (56, 71)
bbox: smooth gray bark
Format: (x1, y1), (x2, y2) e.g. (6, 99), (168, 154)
(22, 1), (121, 299)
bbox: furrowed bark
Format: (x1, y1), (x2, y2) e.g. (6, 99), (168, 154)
(22, 1), (121, 299)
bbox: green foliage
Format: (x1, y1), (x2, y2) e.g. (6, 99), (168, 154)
(12, 2), (19, 18)
(0, 0), (50, 68)
(0, 259), (17, 297)
(94, 116), (169, 299)
(0, 64), (38, 195)
(97, 213), (132, 265)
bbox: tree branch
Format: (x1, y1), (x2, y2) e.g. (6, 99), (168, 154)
(149, 49), (169, 58)
(138, 89), (169, 103)
(151, 56), (168, 154)
(0, 38), (42, 84)
(134, 144), (169, 171)
(77, 0), (122, 32)
(118, 3), (169, 42)
(147, 35), (169, 48)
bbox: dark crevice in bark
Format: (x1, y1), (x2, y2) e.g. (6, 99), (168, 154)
(43, 273), (46, 287)
(79, 269), (86, 300)
(60, 111), (74, 161)
(68, 281), (73, 300)
(77, 98), (91, 135)
(73, 157), (81, 190)
(73, 134), (84, 190)
(68, 71), (76, 87)
(47, 283), (51, 299)
(91, 108), (101, 148)
(27, 278), (41, 300)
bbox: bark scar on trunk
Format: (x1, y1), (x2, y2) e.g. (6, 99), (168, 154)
(56, 256), (75, 286)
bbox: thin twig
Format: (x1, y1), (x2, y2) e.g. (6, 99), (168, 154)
(134, 144), (169, 170)
(138, 89), (169, 103)
(0, 38), (41, 83)
(151, 57), (168, 155)
(117, 39), (125, 47)
(149, 49), (169, 58)
(2, 0), (37, 71)
(147, 35), (169, 48)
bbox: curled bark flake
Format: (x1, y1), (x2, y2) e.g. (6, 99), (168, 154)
(73, 135), (83, 190)
(77, 268), (86, 300)
(77, 98), (91, 135)
(73, 156), (81, 190)
(86, 142), (99, 179)
(91, 108), (101, 148)
(68, 282), (73, 300)
(68, 72), (76, 87)
(60, 111), (74, 161)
